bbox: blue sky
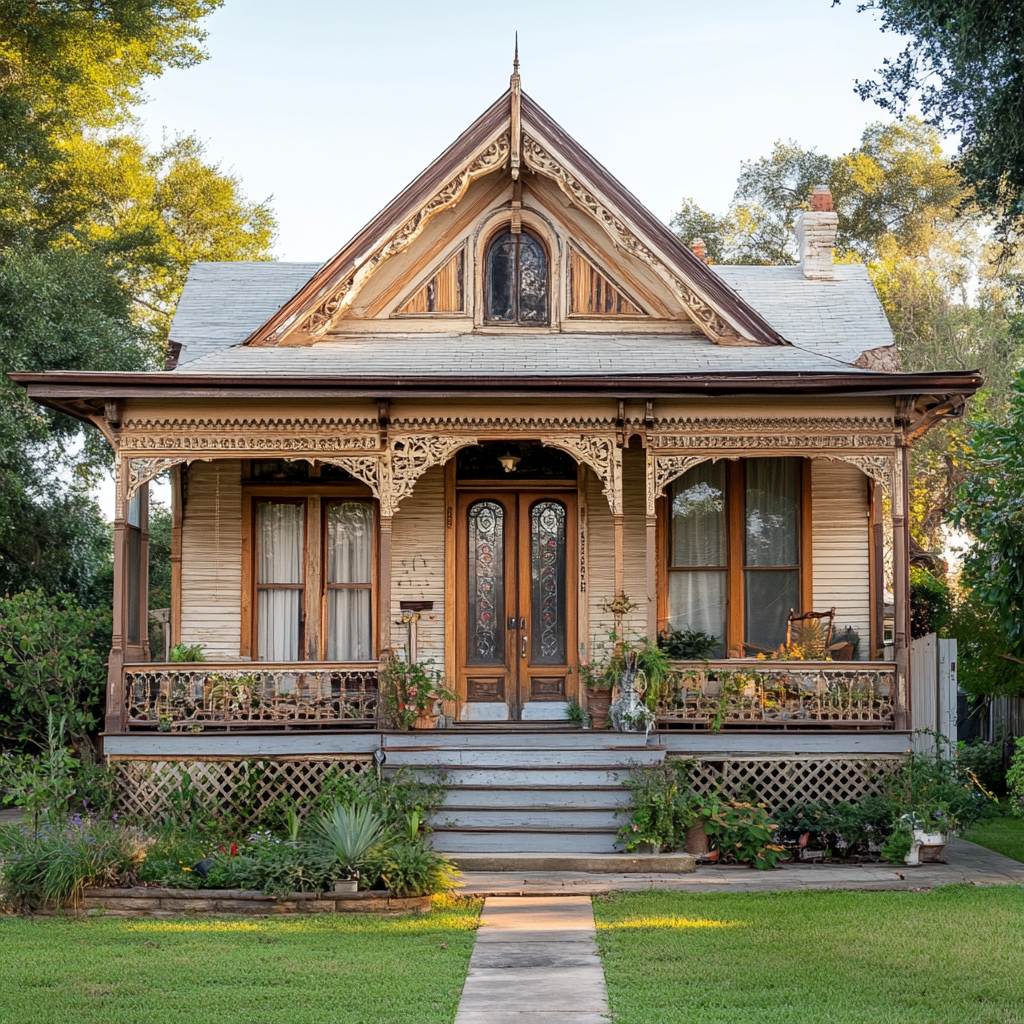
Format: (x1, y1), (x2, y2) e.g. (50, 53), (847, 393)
(137, 0), (907, 262)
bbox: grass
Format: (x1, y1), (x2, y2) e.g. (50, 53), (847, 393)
(594, 886), (1024, 1024)
(0, 895), (480, 1024)
(964, 813), (1024, 863)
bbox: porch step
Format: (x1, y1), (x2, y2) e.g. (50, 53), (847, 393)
(391, 730), (668, 857)
(448, 852), (697, 874)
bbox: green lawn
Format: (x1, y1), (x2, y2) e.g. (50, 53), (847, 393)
(0, 896), (479, 1024)
(594, 886), (1024, 1024)
(964, 814), (1024, 863)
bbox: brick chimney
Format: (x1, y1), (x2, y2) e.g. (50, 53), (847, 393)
(794, 185), (838, 280)
(689, 238), (710, 264)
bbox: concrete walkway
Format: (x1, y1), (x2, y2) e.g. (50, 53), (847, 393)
(457, 837), (1024, 896)
(454, 896), (609, 1024)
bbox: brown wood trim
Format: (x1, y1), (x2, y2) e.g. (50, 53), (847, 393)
(870, 479), (884, 659)
(443, 458), (457, 714)
(170, 466), (183, 648)
(726, 459), (744, 657)
(241, 482), (373, 497)
(800, 457), (814, 614)
(576, 463), (589, 663)
(240, 492), (253, 659)
(656, 493), (669, 635)
(304, 496), (322, 661)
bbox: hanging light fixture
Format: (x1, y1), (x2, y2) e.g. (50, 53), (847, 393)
(497, 451), (521, 473)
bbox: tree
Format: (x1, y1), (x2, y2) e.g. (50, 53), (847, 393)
(843, 0), (1024, 242)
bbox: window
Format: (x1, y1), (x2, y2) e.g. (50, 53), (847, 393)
(253, 498), (376, 663)
(667, 458), (805, 657)
(485, 229), (549, 324)
(125, 487), (145, 646)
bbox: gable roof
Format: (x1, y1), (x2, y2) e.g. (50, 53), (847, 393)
(238, 88), (786, 349)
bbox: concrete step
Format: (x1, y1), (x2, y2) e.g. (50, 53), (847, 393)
(448, 851), (698, 874)
(385, 747), (664, 768)
(384, 731), (658, 749)
(432, 808), (622, 829)
(442, 786), (628, 810)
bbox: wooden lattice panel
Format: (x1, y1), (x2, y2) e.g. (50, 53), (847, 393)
(679, 755), (904, 811)
(110, 756), (372, 827)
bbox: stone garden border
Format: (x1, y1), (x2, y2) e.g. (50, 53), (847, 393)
(32, 887), (432, 918)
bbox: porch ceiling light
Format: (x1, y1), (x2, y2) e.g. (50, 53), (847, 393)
(497, 452), (521, 473)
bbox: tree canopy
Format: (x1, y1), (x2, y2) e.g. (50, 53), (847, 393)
(842, 0), (1024, 243)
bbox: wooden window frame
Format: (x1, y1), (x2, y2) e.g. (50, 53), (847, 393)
(482, 225), (551, 327)
(660, 457), (813, 658)
(252, 497), (307, 663)
(241, 482), (377, 663)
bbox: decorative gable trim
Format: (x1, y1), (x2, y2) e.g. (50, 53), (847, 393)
(567, 243), (646, 317)
(396, 246), (467, 316)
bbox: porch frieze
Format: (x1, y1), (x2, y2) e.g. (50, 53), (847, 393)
(541, 434), (622, 516)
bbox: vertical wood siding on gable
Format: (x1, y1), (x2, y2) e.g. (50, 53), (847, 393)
(180, 460), (243, 658)
(391, 465), (445, 661)
(812, 460), (871, 659)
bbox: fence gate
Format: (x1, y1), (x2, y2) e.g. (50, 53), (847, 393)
(910, 633), (957, 752)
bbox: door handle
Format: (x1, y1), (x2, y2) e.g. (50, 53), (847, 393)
(521, 634), (528, 658)
(519, 617), (526, 630)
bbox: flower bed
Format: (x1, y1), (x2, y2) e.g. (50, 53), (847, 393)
(32, 886), (432, 918)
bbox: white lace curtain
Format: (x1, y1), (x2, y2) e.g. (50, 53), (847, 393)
(257, 503), (304, 662)
(326, 502), (373, 662)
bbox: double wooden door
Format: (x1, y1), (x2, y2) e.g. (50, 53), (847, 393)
(456, 489), (577, 721)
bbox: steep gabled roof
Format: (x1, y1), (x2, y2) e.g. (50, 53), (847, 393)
(241, 87), (786, 348)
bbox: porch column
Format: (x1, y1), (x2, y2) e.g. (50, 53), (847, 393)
(644, 451), (657, 640)
(379, 515), (393, 655)
(105, 457), (128, 734)
(170, 464), (183, 648)
(892, 443), (911, 731)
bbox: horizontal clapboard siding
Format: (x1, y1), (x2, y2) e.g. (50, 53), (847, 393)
(812, 460), (870, 658)
(180, 460), (242, 658)
(621, 448), (648, 637)
(391, 465), (445, 660)
(585, 466), (614, 659)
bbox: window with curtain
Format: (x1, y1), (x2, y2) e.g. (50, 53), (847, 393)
(485, 230), (549, 324)
(256, 502), (304, 662)
(667, 458), (803, 657)
(125, 488), (144, 646)
(668, 462), (727, 658)
(326, 502), (374, 662)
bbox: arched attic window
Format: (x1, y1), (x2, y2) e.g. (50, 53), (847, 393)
(485, 229), (549, 325)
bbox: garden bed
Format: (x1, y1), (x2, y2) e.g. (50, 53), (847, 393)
(33, 886), (432, 917)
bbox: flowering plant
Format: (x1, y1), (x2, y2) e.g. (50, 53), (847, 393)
(382, 657), (458, 728)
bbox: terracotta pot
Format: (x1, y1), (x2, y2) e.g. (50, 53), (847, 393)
(685, 821), (710, 856)
(586, 687), (612, 729)
(412, 712), (439, 730)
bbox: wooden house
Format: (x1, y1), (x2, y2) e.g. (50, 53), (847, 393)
(14, 68), (980, 853)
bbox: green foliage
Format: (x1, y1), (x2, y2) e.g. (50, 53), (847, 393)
(1008, 736), (1024, 817)
(168, 641), (205, 662)
(616, 761), (700, 853)
(381, 656), (458, 728)
(948, 373), (1024, 659)
(201, 840), (338, 898)
(315, 765), (447, 834)
(773, 796), (895, 856)
(910, 566), (952, 638)
(360, 841), (461, 898)
(582, 629), (670, 698)
(0, 592), (109, 757)
(565, 697), (591, 728)
(0, 816), (152, 907)
(947, 589), (1024, 697)
(657, 626), (720, 661)
(311, 803), (385, 878)
(846, 0), (1024, 236)
(879, 828), (914, 864)
(702, 799), (787, 869)
(956, 738), (1007, 797)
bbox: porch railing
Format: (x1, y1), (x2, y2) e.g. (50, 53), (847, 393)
(123, 662), (379, 731)
(655, 661), (898, 730)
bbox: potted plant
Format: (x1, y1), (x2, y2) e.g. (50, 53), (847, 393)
(615, 762), (700, 853)
(583, 630), (671, 732)
(382, 656), (458, 730)
(312, 802), (385, 892)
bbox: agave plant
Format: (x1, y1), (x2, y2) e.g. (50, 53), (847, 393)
(312, 803), (385, 878)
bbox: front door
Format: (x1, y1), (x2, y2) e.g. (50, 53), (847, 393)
(456, 490), (577, 721)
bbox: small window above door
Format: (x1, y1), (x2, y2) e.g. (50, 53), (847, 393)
(485, 229), (549, 325)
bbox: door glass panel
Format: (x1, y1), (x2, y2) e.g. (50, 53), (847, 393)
(326, 502), (374, 662)
(530, 501), (566, 665)
(257, 502), (304, 662)
(467, 501), (505, 665)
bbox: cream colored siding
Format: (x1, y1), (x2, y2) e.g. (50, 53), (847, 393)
(180, 460), (242, 658)
(584, 466), (614, 659)
(391, 466), (445, 661)
(621, 448), (649, 638)
(812, 460), (871, 658)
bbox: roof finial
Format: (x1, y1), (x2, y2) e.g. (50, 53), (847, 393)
(510, 32), (521, 181)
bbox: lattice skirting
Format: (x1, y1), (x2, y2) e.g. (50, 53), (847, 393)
(678, 755), (905, 811)
(109, 756), (373, 826)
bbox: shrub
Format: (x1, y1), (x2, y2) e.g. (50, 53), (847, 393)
(0, 816), (152, 907)
(202, 841), (337, 897)
(773, 797), (894, 856)
(910, 567), (951, 639)
(616, 761), (700, 853)
(311, 803), (385, 878)
(658, 626), (720, 660)
(316, 765), (446, 832)
(1008, 736), (1024, 817)
(360, 839), (460, 897)
(957, 738), (1007, 798)
(702, 798), (787, 869)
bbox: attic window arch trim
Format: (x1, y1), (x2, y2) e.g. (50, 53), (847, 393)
(482, 224), (551, 327)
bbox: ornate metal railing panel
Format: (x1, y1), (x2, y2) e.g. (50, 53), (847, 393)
(124, 663), (379, 731)
(655, 661), (897, 730)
